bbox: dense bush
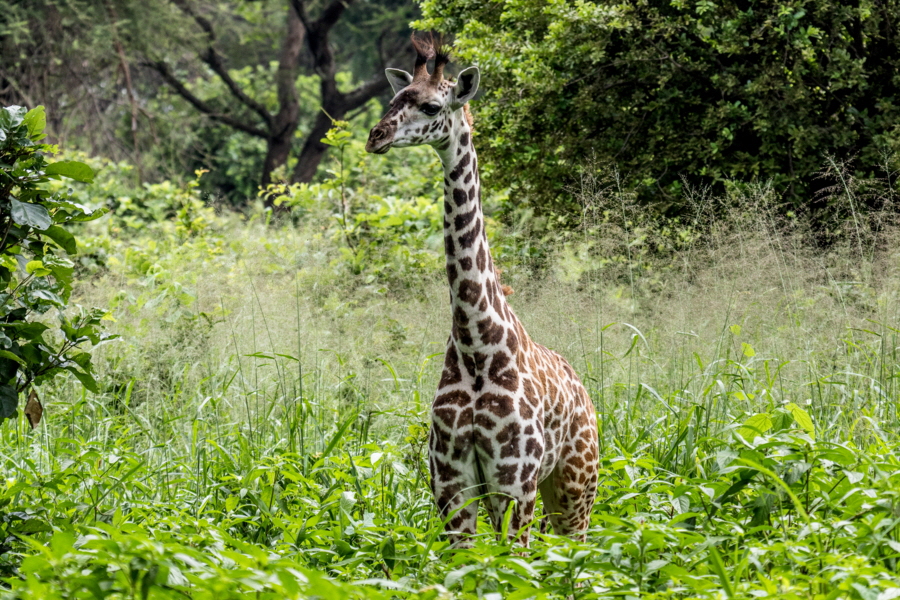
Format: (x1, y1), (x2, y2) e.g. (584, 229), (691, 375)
(420, 0), (900, 216)
(0, 105), (109, 422)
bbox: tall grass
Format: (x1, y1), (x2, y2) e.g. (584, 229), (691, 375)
(1, 165), (899, 597)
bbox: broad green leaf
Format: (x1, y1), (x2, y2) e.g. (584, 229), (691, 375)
(43, 226), (77, 254)
(0, 350), (25, 366)
(23, 106), (46, 140)
(786, 402), (815, 438)
(26, 261), (50, 276)
(65, 367), (99, 393)
(10, 199), (51, 230)
(0, 384), (17, 420)
(44, 160), (94, 183)
(729, 324), (741, 336)
(741, 342), (755, 357)
(738, 413), (772, 440)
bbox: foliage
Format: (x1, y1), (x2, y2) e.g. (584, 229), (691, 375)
(0, 105), (111, 421)
(418, 0), (900, 217)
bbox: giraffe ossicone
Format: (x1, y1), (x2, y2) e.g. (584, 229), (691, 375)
(366, 36), (599, 547)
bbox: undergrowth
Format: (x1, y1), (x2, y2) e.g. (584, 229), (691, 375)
(1, 142), (899, 598)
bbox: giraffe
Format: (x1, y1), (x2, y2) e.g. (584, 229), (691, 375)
(365, 37), (599, 547)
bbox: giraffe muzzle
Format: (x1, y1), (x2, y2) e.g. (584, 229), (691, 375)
(365, 125), (394, 154)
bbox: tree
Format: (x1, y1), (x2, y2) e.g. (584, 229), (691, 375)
(419, 0), (900, 216)
(143, 0), (414, 191)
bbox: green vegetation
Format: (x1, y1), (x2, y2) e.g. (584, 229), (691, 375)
(0, 103), (899, 597)
(3, 0), (900, 596)
(0, 106), (110, 421)
(419, 0), (900, 214)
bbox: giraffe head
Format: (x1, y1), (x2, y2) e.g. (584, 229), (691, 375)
(366, 36), (479, 154)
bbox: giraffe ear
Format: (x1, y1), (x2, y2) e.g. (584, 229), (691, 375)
(386, 69), (413, 95)
(450, 66), (480, 110)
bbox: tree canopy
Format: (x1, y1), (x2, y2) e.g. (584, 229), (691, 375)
(420, 0), (900, 215)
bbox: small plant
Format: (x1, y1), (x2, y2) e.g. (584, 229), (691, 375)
(0, 105), (111, 423)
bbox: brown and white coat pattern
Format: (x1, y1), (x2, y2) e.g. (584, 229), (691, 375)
(366, 40), (599, 546)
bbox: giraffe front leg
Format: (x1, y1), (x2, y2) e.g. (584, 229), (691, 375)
(482, 448), (543, 546)
(429, 422), (480, 548)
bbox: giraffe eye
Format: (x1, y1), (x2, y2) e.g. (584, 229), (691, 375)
(421, 103), (441, 116)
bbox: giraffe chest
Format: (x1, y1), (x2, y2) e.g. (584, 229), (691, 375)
(432, 340), (574, 483)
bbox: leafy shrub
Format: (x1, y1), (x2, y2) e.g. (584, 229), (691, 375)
(0, 105), (110, 421)
(419, 0), (900, 216)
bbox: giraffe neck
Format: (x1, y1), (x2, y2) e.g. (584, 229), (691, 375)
(435, 111), (513, 355)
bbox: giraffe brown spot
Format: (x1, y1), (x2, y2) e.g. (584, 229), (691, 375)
(432, 423), (451, 455)
(433, 456), (461, 480)
(459, 131), (470, 147)
(524, 424), (534, 435)
(492, 287), (505, 315)
(444, 200), (452, 214)
(496, 463), (517, 486)
(469, 185), (477, 200)
(455, 322), (473, 346)
(461, 353), (476, 377)
(452, 187), (467, 206)
(478, 393), (515, 419)
(525, 437), (542, 457)
(477, 317), (506, 346)
(518, 400), (533, 419)
(520, 463), (536, 483)
(569, 455), (585, 469)
(437, 482), (461, 514)
(458, 279), (481, 305)
(476, 245), (486, 271)
(507, 330), (519, 355)
(438, 351), (462, 387)
(444, 234), (455, 256)
(521, 479), (535, 494)
(453, 306), (469, 326)
(473, 375), (484, 392)
(474, 352), (487, 370)
(475, 413), (496, 430)
(489, 353), (519, 391)
(496, 422), (522, 459)
(434, 390), (471, 408)
(433, 407), (456, 428)
(458, 218), (480, 249)
(449, 153), (470, 181)
(474, 431), (495, 459)
(457, 406), (473, 429)
(478, 298), (488, 312)
(464, 171), (472, 184)
(458, 256), (473, 271)
(454, 207), (477, 231)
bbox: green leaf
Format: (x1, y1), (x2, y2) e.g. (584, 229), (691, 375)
(43, 226), (77, 254)
(23, 106), (46, 140)
(738, 413), (772, 440)
(0, 385), (18, 420)
(26, 261), (50, 276)
(786, 402), (815, 438)
(44, 160), (94, 183)
(0, 350), (25, 366)
(10, 199), (51, 230)
(729, 325), (741, 336)
(65, 367), (99, 393)
(741, 342), (755, 357)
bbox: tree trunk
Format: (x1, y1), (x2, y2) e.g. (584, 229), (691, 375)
(260, 5), (305, 188)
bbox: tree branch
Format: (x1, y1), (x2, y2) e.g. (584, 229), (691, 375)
(343, 74), (390, 111)
(146, 60), (269, 138)
(170, 0), (273, 128)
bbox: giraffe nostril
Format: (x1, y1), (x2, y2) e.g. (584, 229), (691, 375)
(371, 128), (386, 140)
